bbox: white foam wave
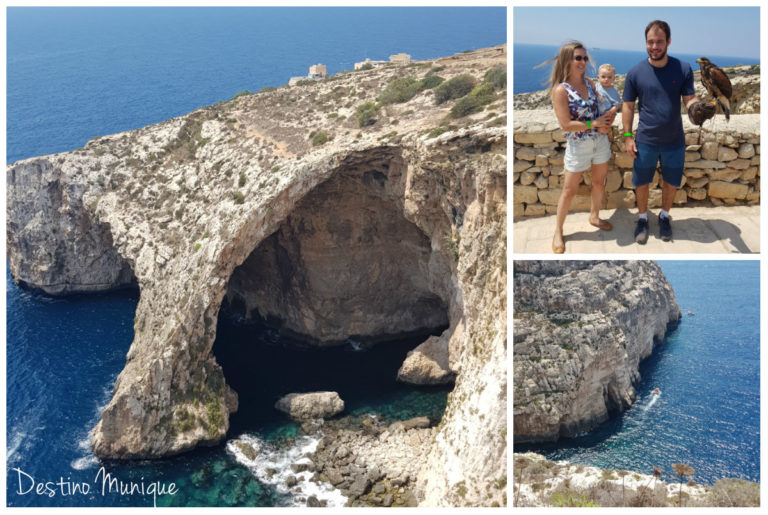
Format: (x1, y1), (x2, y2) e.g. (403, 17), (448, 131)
(227, 433), (347, 507)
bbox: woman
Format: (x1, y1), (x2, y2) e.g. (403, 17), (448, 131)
(549, 42), (615, 253)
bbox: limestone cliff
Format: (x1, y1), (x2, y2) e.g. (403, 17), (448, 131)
(513, 261), (680, 443)
(6, 45), (506, 506)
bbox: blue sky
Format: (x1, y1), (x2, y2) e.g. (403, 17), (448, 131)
(514, 7), (760, 59)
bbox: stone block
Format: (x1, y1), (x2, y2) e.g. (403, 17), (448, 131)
(513, 172), (520, 184)
(524, 203), (546, 216)
(515, 132), (553, 144)
(550, 166), (564, 176)
(535, 155), (549, 167)
(515, 147), (538, 161)
(751, 156), (760, 166)
(722, 198), (738, 205)
(623, 171), (634, 189)
(614, 152), (635, 169)
(571, 194), (592, 211)
(710, 197), (724, 206)
(545, 205), (558, 214)
(686, 144), (702, 152)
(548, 176), (560, 189)
(741, 167), (758, 182)
(514, 160), (532, 173)
(520, 171), (537, 186)
(687, 177), (709, 189)
(738, 142), (755, 159)
(746, 191), (760, 202)
(549, 150), (564, 166)
(533, 174), (549, 189)
(706, 169), (741, 182)
(687, 187), (707, 200)
(685, 151), (701, 162)
(514, 185), (539, 205)
(605, 170), (622, 192)
(673, 189), (687, 205)
(727, 159), (751, 170)
(605, 190), (636, 209)
(513, 202), (525, 218)
(684, 132), (700, 145)
(648, 188), (662, 208)
(700, 141), (719, 160)
(685, 159), (726, 169)
(708, 181), (749, 199)
(551, 130), (566, 143)
(538, 189), (561, 206)
(683, 169), (707, 179)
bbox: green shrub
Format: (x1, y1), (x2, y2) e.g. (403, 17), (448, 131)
(355, 102), (378, 127)
(232, 89), (251, 99)
(708, 478), (760, 507)
(449, 82), (496, 118)
(551, 493), (600, 507)
(359, 63), (373, 71)
(379, 77), (421, 104)
(238, 172), (246, 187)
(484, 66), (507, 89)
(258, 85), (278, 93)
(419, 74), (445, 90)
(434, 74), (476, 104)
(233, 191), (245, 204)
(311, 130), (331, 146)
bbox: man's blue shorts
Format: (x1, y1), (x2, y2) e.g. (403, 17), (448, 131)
(632, 143), (685, 188)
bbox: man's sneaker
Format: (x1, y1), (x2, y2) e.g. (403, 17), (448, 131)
(659, 215), (672, 241)
(634, 218), (649, 244)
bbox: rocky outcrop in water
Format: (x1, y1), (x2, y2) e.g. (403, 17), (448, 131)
(275, 392), (345, 420)
(6, 46), (507, 506)
(513, 261), (681, 443)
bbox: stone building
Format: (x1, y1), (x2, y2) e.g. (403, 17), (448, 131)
(389, 53), (411, 65)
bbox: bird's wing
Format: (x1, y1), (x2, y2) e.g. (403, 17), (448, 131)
(710, 67), (733, 98)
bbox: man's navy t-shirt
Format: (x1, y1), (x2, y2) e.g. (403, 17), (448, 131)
(622, 56), (695, 146)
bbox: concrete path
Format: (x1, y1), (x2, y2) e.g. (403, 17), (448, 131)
(513, 205), (760, 254)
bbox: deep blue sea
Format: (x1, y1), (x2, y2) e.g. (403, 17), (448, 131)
(7, 6), (506, 165)
(516, 261), (761, 486)
(513, 43), (760, 94)
(5, 7), (504, 507)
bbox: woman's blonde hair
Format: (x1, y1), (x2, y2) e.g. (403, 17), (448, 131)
(540, 41), (593, 99)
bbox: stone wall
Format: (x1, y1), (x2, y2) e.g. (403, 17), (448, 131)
(513, 110), (760, 218)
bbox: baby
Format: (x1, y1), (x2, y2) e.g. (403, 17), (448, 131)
(595, 63), (621, 140)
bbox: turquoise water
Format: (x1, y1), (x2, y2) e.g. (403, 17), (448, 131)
(515, 261), (760, 485)
(6, 269), (450, 507)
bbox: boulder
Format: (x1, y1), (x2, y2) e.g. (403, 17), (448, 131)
(397, 333), (455, 385)
(275, 392), (344, 420)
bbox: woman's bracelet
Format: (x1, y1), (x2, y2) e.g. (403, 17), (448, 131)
(586, 120), (592, 130)
(623, 132), (633, 138)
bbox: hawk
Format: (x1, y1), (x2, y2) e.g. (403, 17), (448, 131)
(697, 57), (733, 121)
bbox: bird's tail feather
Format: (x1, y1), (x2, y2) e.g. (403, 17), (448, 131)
(716, 97), (731, 122)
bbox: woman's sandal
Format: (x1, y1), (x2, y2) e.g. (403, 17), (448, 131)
(552, 235), (565, 254)
(589, 219), (613, 231)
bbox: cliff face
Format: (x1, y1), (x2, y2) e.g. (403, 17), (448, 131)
(513, 261), (680, 443)
(6, 46), (506, 506)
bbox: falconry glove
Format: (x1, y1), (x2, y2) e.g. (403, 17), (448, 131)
(687, 101), (716, 126)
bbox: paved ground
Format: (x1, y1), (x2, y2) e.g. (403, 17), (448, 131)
(513, 205), (760, 254)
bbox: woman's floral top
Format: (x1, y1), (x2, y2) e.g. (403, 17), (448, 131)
(560, 81), (599, 142)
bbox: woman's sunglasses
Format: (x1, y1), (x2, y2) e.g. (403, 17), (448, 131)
(573, 55), (589, 62)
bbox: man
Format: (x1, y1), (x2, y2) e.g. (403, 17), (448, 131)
(622, 20), (705, 243)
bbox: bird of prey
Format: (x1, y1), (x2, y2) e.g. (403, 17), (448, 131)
(697, 57), (733, 121)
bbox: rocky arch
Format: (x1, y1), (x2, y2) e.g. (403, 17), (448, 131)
(221, 148), (453, 345)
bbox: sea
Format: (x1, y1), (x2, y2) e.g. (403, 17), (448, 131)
(515, 260), (761, 486)
(5, 6), (505, 507)
(513, 43), (760, 94)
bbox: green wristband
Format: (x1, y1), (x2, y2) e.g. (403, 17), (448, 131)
(623, 132), (633, 138)
(586, 120), (592, 130)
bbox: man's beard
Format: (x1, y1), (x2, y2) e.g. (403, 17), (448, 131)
(648, 49), (667, 61)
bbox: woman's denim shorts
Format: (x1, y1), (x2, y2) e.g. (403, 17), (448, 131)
(564, 134), (611, 172)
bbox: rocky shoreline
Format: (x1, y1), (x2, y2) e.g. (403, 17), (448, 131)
(229, 412), (444, 507)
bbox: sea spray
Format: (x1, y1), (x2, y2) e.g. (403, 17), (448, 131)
(226, 433), (347, 507)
